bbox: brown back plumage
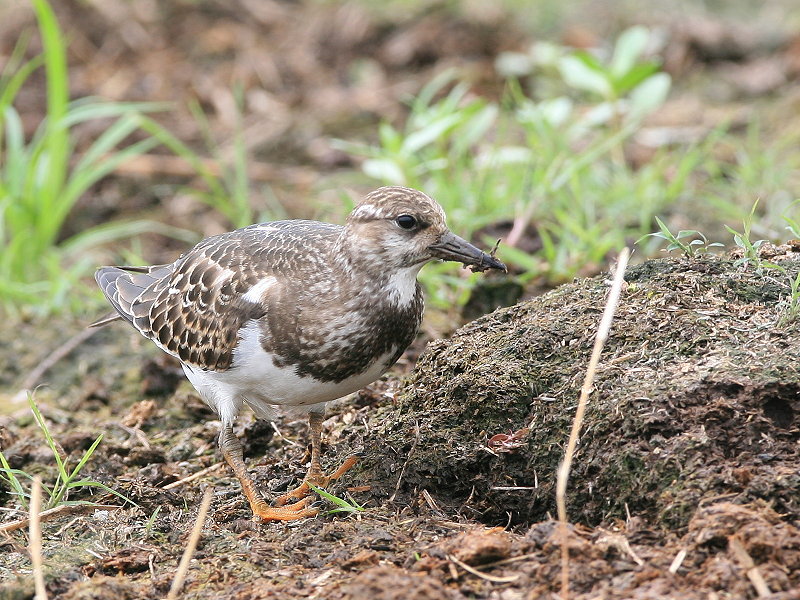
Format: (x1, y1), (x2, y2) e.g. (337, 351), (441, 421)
(93, 221), (340, 371)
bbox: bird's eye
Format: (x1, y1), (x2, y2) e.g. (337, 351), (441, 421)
(395, 215), (417, 230)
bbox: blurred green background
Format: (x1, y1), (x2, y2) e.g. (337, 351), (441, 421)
(1, 0), (800, 320)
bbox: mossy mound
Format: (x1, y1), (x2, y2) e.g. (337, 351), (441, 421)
(357, 255), (800, 529)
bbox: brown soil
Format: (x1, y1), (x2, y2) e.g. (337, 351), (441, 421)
(3, 252), (800, 599)
(3, 1), (800, 598)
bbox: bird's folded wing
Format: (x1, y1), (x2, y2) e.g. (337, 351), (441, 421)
(95, 222), (341, 371)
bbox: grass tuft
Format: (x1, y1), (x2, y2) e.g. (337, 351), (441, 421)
(0, 0), (188, 316)
(307, 482), (365, 516)
(0, 393), (131, 511)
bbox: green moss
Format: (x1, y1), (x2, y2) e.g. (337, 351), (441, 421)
(352, 254), (800, 530)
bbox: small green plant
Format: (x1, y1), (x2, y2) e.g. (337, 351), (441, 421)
(638, 216), (723, 257)
(725, 200), (770, 270)
(782, 200), (800, 239)
(144, 505), (162, 537)
(497, 26), (671, 128)
(0, 394), (130, 510)
(307, 482), (365, 516)
(778, 270), (800, 326)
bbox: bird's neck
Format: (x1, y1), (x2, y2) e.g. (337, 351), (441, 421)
(332, 229), (385, 277)
(332, 231), (424, 308)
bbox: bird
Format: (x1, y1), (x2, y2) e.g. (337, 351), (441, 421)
(92, 185), (506, 521)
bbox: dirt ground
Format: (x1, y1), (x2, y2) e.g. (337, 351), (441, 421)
(2, 251), (800, 600)
(3, 1), (800, 599)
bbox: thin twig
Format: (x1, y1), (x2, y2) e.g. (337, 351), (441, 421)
(167, 488), (213, 600)
(163, 462), (224, 490)
(597, 530), (645, 566)
(0, 503), (122, 535)
(556, 247), (630, 600)
(270, 421), (300, 447)
(446, 554), (520, 584)
(389, 421), (420, 503)
(668, 548), (687, 574)
(13, 327), (99, 404)
(476, 552), (540, 569)
(29, 477), (47, 600)
(730, 536), (771, 598)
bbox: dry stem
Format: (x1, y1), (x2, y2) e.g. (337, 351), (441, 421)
(446, 554), (520, 584)
(556, 247), (630, 600)
(0, 503), (122, 535)
(29, 477), (47, 600)
(167, 488), (213, 600)
(730, 536), (772, 598)
(163, 462), (224, 490)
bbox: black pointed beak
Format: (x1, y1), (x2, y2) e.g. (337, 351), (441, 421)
(428, 231), (507, 273)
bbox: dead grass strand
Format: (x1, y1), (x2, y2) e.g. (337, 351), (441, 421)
(163, 462), (224, 490)
(0, 504), (123, 535)
(446, 554), (520, 584)
(730, 536), (772, 598)
(167, 488), (213, 600)
(29, 477), (47, 600)
(556, 247), (630, 600)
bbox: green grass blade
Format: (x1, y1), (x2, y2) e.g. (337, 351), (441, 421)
(60, 136), (161, 213)
(28, 394), (68, 480)
(137, 115), (227, 198)
(59, 219), (197, 254)
(2, 107), (28, 201)
(60, 99), (171, 128)
(32, 0), (69, 215)
(0, 55), (43, 113)
(67, 434), (103, 480)
(72, 113), (143, 173)
(307, 482), (364, 513)
(66, 479), (136, 507)
(0, 453), (30, 508)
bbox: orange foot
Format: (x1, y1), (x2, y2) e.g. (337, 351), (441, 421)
(273, 454), (360, 507)
(251, 496), (318, 522)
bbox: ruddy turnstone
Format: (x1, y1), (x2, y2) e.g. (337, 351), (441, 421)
(93, 186), (506, 521)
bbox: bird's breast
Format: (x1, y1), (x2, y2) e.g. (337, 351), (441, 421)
(222, 320), (398, 406)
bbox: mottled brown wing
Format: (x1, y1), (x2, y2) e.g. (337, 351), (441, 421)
(94, 264), (173, 328)
(96, 221), (340, 371)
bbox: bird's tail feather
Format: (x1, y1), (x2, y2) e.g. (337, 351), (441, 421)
(92, 264), (173, 329)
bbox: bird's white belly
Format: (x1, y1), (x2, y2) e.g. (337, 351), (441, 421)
(181, 320), (394, 425)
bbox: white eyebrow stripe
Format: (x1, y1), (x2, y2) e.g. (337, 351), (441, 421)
(351, 204), (385, 220)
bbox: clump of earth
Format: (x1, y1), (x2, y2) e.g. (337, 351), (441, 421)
(2, 251), (799, 599)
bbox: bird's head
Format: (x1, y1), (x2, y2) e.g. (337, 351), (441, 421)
(342, 186), (506, 274)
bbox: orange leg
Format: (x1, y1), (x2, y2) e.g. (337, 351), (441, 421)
(219, 425), (317, 521)
(273, 411), (359, 506)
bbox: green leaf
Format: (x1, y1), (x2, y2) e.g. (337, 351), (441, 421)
(363, 158), (407, 185)
(610, 26), (651, 80)
(378, 122), (403, 155)
(67, 434), (104, 480)
(402, 113), (463, 155)
(307, 483), (364, 513)
(614, 62), (660, 95)
(627, 73), (671, 121)
(32, 0), (69, 212)
(60, 100), (170, 128)
(558, 55), (612, 97)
